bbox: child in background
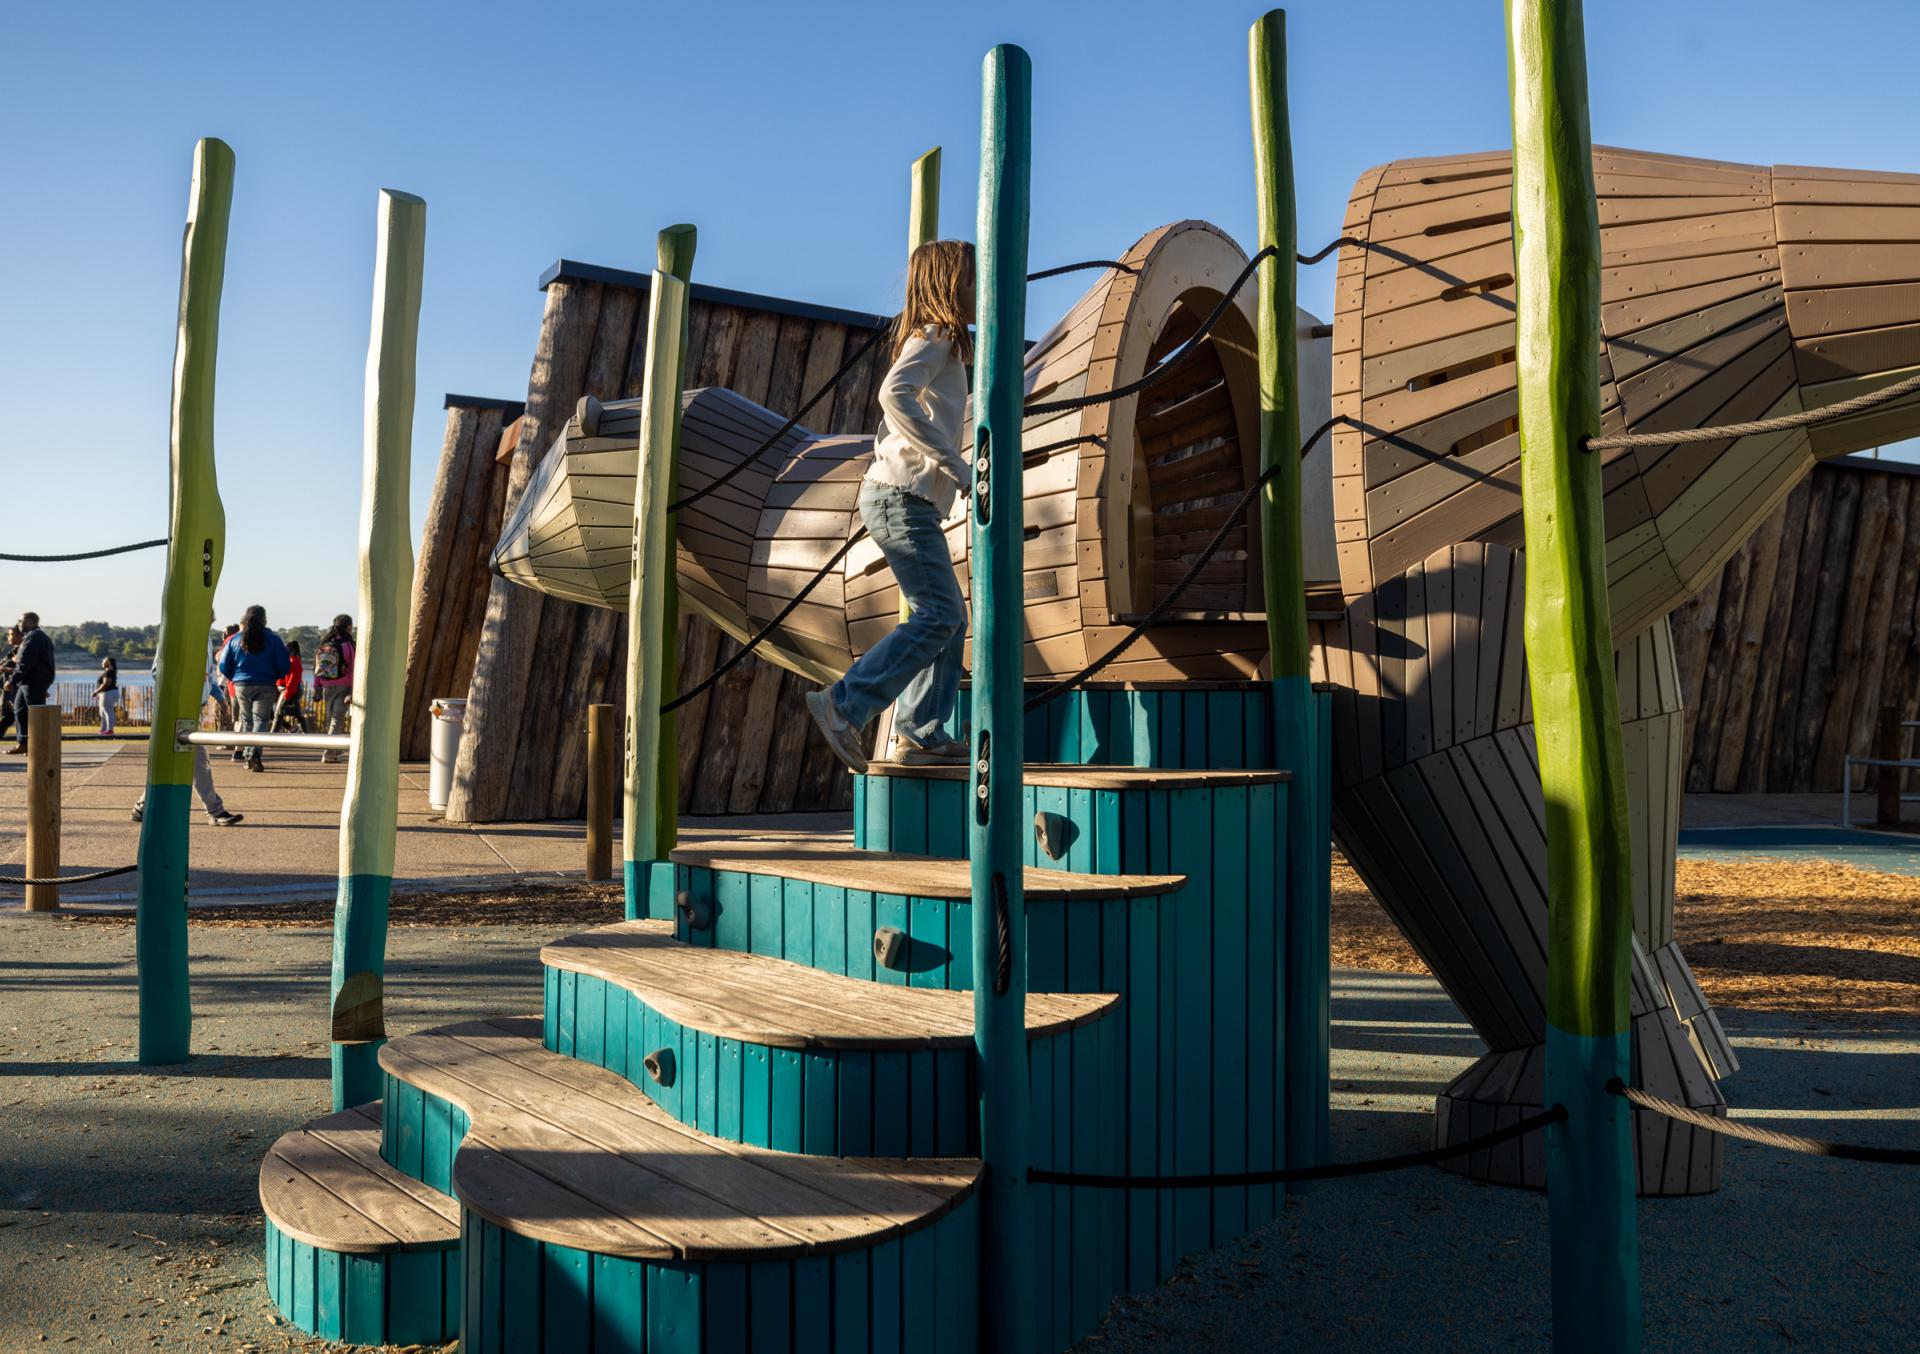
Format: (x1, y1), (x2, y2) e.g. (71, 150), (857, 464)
(95, 656), (119, 736)
(313, 614), (355, 763)
(274, 640), (308, 733)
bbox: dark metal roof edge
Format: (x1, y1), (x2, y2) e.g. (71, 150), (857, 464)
(539, 259), (893, 332)
(443, 393), (527, 415)
(1826, 452), (1920, 479)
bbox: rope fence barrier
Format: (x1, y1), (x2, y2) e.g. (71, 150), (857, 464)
(0, 864), (139, 888)
(1610, 1081), (1920, 1165)
(1031, 1104), (1566, 1188)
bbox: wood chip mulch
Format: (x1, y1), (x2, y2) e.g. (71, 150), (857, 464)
(1332, 855), (1920, 1024)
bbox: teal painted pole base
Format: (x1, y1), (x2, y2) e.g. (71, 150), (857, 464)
(332, 873), (393, 1110)
(135, 783), (194, 1064)
(1545, 1025), (1642, 1351)
(1276, 676), (1331, 1178)
(624, 859), (677, 921)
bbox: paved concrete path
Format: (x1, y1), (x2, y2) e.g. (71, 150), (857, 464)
(0, 741), (853, 911)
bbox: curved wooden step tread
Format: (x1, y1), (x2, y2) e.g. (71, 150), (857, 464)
(545, 919), (1117, 1049)
(862, 762), (1291, 789)
(258, 1104), (460, 1254)
(378, 1017), (981, 1262)
(671, 839), (1184, 900)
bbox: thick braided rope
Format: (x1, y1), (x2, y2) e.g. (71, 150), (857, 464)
(1588, 371), (1920, 452)
(1611, 1081), (1920, 1164)
(0, 539), (168, 563)
(0, 863), (139, 888)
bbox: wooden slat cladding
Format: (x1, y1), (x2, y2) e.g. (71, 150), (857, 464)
(1672, 458), (1920, 793)
(450, 275), (891, 823)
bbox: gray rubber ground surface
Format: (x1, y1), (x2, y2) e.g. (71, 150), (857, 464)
(2, 919), (1915, 1351)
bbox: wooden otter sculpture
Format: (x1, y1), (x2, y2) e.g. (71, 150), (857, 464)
(495, 147), (1920, 1193)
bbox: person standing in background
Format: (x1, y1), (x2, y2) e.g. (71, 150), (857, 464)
(0, 625), (21, 744)
(312, 614), (354, 764)
(6, 612), (55, 756)
(95, 656), (119, 737)
(131, 624), (244, 827)
(274, 640), (308, 733)
(218, 605), (290, 772)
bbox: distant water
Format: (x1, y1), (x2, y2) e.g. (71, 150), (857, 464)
(58, 667), (154, 688)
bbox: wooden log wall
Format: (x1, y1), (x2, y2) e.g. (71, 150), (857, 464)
(400, 395), (522, 762)
(1672, 456), (1920, 793)
(448, 265), (894, 823)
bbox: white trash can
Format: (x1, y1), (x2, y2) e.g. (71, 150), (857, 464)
(428, 698), (467, 812)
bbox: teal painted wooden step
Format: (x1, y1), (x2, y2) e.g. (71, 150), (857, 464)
(259, 1103), (461, 1345)
(855, 764), (1290, 867)
(540, 920), (1119, 1165)
(936, 683), (1276, 769)
(460, 1196), (980, 1354)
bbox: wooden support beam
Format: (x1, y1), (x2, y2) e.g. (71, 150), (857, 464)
(331, 187), (426, 1110)
(972, 44), (1036, 1354)
(137, 136), (234, 1065)
(587, 703), (615, 880)
(24, 706), (60, 913)
(1507, 1), (1643, 1346)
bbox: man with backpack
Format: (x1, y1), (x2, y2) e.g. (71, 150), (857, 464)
(6, 612), (55, 756)
(313, 614), (354, 763)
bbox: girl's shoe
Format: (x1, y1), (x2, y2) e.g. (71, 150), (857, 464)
(805, 689), (869, 773)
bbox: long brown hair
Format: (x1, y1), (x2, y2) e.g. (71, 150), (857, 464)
(892, 239), (976, 365)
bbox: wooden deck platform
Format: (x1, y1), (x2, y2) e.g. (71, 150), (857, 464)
(860, 763), (1290, 789)
(378, 1016), (981, 1261)
(544, 920), (1115, 1049)
(669, 839), (1184, 900)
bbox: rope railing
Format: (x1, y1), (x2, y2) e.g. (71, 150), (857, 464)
(1587, 370), (1920, 453)
(1610, 1080), (1920, 1164)
(0, 538), (168, 563)
(0, 863), (138, 888)
(1026, 259), (1137, 281)
(1023, 414), (1348, 712)
(1032, 1103), (1565, 1188)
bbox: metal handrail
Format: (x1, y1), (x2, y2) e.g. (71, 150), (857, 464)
(175, 722), (349, 753)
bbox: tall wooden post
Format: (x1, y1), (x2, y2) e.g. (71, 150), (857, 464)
(137, 137), (233, 1064)
(1250, 6), (1327, 1176)
(624, 226), (696, 921)
(1507, 2), (1642, 1346)
(899, 147), (941, 630)
(331, 188), (426, 1110)
(972, 44), (1036, 1354)
(587, 703), (615, 880)
(24, 707), (61, 913)
(653, 226), (696, 881)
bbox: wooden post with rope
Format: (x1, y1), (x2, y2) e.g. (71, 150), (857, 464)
(972, 43), (1036, 1354)
(137, 136), (233, 1064)
(24, 706), (61, 913)
(623, 226), (696, 920)
(1507, 0), (1643, 1346)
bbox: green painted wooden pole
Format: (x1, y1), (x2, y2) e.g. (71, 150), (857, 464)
(900, 147), (941, 628)
(650, 225), (696, 914)
(331, 188), (426, 1109)
(1506, 2), (1643, 1347)
(624, 227), (695, 921)
(1250, 8), (1327, 1174)
(137, 137), (233, 1065)
(972, 44), (1036, 1354)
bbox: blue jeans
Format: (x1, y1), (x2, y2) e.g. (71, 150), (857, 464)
(832, 482), (967, 746)
(234, 682), (277, 761)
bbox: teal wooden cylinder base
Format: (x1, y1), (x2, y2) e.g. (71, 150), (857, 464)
(937, 683), (1277, 770)
(264, 1218), (460, 1346)
(461, 1198), (979, 1354)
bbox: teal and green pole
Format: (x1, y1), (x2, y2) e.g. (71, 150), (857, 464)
(1506, 1), (1642, 1347)
(137, 137), (234, 1065)
(1250, 8), (1327, 1173)
(900, 147), (940, 628)
(972, 44), (1036, 1354)
(624, 227), (696, 920)
(648, 225), (696, 916)
(331, 188), (426, 1109)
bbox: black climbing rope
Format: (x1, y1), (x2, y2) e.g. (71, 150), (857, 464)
(0, 863), (139, 888)
(1027, 259), (1138, 282)
(1031, 1103), (1566, 1188)
(1297, 235), (1363, 265)
(0, 539), (168, 563)
(661, 531), (869, 714)
(1610, 1081), (1920, 1165)
(668, 324), (893, 514)
(1023, 415), (1349, 712)
(992, 874), (1013, 996)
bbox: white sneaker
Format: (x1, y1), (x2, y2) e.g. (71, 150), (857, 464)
(806, 690), (869, 774)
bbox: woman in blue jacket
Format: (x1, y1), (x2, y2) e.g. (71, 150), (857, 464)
(219, 604), (291, 771)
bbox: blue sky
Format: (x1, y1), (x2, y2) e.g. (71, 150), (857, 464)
(6, 0), (1918, 627)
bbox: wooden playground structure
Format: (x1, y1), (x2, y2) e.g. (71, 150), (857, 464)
(85, 5), (1918, 1351)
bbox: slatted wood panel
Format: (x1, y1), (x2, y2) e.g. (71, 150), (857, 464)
(1672, 457), (1920, 792)
(450, 272), (894, 823)
(401, 397), (522, 761)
